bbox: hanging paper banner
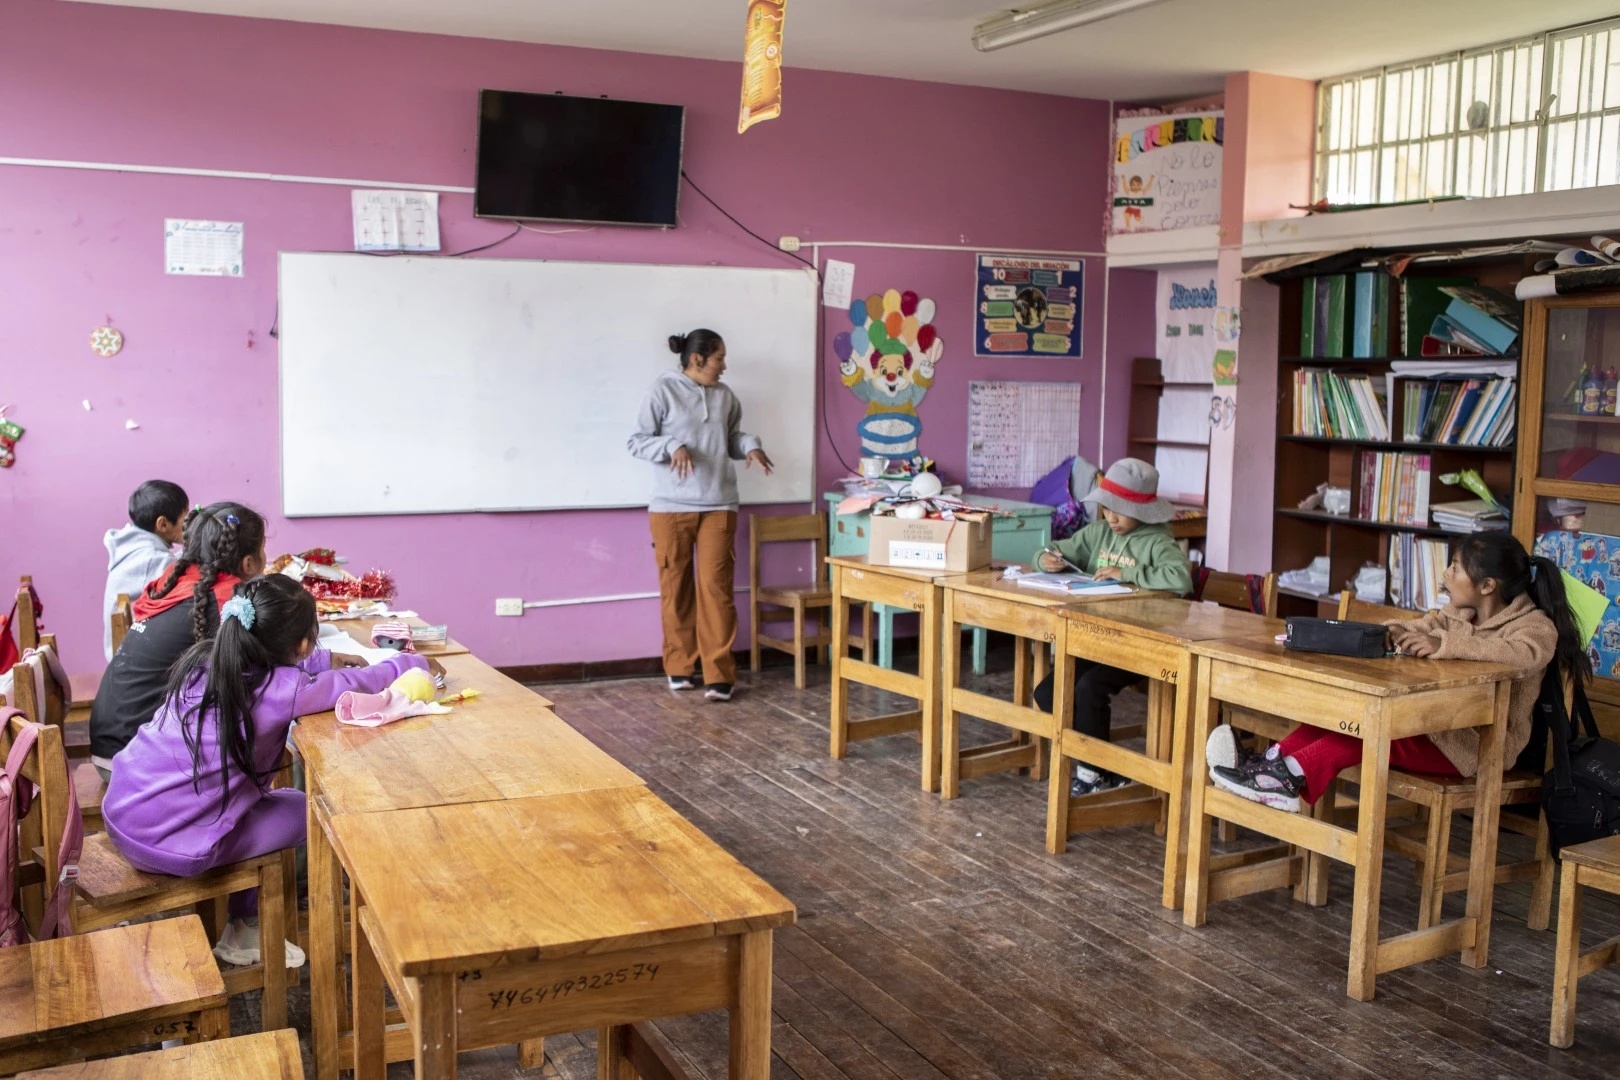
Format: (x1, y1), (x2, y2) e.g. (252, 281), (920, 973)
(738, 0), (786, 134)
(973, 254), (1083, 359)
(1111, 110), (1223, 234)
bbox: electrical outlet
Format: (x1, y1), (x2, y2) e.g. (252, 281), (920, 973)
(778, 236), (801, 252)
(495, 598), (524, 616)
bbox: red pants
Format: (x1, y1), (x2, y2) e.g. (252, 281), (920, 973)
(1277, 727), (1458, 805)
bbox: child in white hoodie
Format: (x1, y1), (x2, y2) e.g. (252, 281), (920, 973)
(103, 480), (188, 660)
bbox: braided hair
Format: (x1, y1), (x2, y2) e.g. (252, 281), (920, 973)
(145, 501), (267, 643)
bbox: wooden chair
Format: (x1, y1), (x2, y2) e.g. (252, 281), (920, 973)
(17, 577), (101, 717)
(0, 917), (229, 1075)
(750, 511), (872, 689)
(1550, 835), (1620, 1047)
(1335, 591), (1554, 929)
(1195, 568), (1279, 618)
(6, 706), (297, 1032)
(12, 643), (107, 835)
(15, 1028), (303, 1079)
(109, 593), (133, 655)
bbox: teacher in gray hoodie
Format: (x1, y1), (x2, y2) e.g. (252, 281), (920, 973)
(628, 329), (773, 703)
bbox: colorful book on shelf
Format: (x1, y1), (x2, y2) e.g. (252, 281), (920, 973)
(1351, 272), (1391, 358)
(1323, 275), (1347, 358)
(1438, 285), (1522, 354)
(1301, 277), (1317, 356)
(1420, 334), (1484, 357)
(1430, 314), (1497, 355)
(1400, 276), (1473, 356)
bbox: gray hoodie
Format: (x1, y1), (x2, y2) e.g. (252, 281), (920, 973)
(628, 370), (764, 513)
(103, 524), (175, 660)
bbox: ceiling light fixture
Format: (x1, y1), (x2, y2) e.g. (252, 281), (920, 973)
(972, 0), (1176, 52)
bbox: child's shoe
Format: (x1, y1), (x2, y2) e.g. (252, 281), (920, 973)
(1205, 723), (1262, 776)
(213, 917), (307, 969)
(1070, 764), (1130, 797)
(1211, 755), (1303, 813)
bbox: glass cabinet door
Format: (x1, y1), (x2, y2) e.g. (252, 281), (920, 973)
(1538, 305), (1620, 484)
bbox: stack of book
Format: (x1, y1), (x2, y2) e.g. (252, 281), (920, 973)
(1301, 271), (1390, 359)
(1400, 278), (1523, 357)
(1292, 369), (1390, 439)
(1431, 499), (1508, 533)
(1357, 452), (1431, 526)
(1396, 376), (1517, 445)
(1389, 532), (1449, 611)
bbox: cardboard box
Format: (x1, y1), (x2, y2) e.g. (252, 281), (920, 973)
(867, 514), (992, 573)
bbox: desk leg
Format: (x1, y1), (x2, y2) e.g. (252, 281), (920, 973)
(1161, 655), (1197, 909)
(598, 1026), (633, 1080)
(919, 592), (942, 794)
(1462, 683), (1508, 970)
(1182, 683), (1217, 926)
(1347, 725), (1392, 1001)
(1045, 649), (1075, 855)
(1013, 638), (1032, 708)
(519, 1039), (547, 1069)
(829, 571), (850, 761)
(728, 930), (773, 1079)
(415, 974), (458, 1079)
(351, 891), (385, 1080)
(877, 605), (895, 670)
(938, 592), (960, 798)
(971, 627), (988, 677)
(308, 789), (344, 1080)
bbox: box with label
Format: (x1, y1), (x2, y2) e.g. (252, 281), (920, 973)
(866, 514), (993, 572)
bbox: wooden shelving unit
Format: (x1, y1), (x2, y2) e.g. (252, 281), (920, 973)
(1271, 260), (1526, 615)
(1129, 356), (1207, 560)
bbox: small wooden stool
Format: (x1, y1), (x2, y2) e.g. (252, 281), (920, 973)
(15, 1028), (301, 1078)
(0, 917), (228, 1075)
(1550, 834), (1620, 1047)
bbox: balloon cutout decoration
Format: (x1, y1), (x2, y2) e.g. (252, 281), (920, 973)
(835, 288), (944, 461)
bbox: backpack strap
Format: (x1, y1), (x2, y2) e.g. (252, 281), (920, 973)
(37, 762), (81, 941)
(0, 715), (39, 948)
(0, 715), (81, 942)
(1570, 676), (1601, 742)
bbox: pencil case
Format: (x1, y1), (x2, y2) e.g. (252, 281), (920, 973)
(1283, 617), (1387, 659)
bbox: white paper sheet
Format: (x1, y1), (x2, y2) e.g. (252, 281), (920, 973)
(967, 381), (1083, 488)
(316, 630), (401, 667)
(822, 259), (855, 308)
(1155, 386), (1212, 443)
(164, 219), (243, 277)
(1154, 445), (1209, 505)
(352, 190), (440, 252)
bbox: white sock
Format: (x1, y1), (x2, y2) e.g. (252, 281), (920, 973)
(1074, 764), (1101, 783)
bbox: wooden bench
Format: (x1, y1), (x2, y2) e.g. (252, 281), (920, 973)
(14, 1028), (302, 1079)
(0, 917), (228, 1075)
(6, 710), (296, 1032)
(1550, 835), (1620, 1047)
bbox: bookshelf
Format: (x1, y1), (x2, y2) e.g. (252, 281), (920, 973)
(1129, 356), (1207, 559)
(1272, 260), (1525, 615)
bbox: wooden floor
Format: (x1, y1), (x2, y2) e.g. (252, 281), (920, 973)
(242, 653), (1620, 1079)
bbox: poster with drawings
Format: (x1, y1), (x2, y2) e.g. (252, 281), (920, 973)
(1111, 110), (1222, 234)
(966, 380), (1082, 488)
(973, 254), (1083, 358)
(1534, 527), (1620, 676)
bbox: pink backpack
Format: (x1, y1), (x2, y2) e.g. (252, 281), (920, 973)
(0, 710), (83, 946)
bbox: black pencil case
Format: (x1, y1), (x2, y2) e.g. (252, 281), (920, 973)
(1283, 617), (1387, 659)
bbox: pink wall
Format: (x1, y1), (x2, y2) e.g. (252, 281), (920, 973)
(0, 0), (1127, 671)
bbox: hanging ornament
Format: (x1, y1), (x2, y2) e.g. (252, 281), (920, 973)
(90, 325), (124, 357)
(0, 405), (24, 469)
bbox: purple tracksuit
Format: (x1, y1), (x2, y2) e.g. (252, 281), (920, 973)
(104, 649), (427, 895)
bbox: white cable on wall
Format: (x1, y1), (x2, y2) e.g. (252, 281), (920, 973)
(0, 155), (474, 193)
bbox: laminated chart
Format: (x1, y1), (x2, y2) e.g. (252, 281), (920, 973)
(975, 254), (1083, 358)
(967, 380), (1083, 488)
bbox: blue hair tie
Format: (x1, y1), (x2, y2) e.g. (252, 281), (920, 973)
(225, 513), (239, 526)
(220, 595), (256, 630)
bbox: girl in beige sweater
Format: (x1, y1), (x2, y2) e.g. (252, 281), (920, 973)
(1208, 533), (1587, 812)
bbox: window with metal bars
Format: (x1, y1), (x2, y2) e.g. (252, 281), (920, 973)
(1316, 19), (1620, 204)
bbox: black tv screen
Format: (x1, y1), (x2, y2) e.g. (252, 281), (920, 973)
(475, 89), (685, 228)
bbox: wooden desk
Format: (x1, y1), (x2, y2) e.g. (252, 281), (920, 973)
(335, 786), (795, 1079)
(826, 556), (954, 792)
(1052, 599), (1274, 909)
(936, 571), (1159, 801)
(325, 614), (470, 657)
(1182, 628), (1522, 1000)
(293, 652), (640, 1080)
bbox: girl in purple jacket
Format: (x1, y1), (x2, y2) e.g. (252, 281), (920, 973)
(103, 573), (430, 968)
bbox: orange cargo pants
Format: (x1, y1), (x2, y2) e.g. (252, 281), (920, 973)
(649, 511), (738, 685)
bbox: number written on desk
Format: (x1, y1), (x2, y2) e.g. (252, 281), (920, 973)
(1076, 623), (1122, 640)
(1337, 719), (1361, 737)
(151, 1020), (196, 1036)
(1158, 668), (1177, 683)
(486, 963), (660, 1010)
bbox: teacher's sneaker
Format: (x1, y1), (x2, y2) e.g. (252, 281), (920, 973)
(704, 683), (734, 702)
(213, 917), (307, 969)
(667, 674), (700, 691)
(1211, 757), (1303, 813)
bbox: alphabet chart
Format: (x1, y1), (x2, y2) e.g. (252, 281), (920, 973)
(967, 380), (1083, 488)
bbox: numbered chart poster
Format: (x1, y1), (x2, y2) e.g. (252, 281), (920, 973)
(974, 254), (1083, 359)
(1111, 110), (1223, 234)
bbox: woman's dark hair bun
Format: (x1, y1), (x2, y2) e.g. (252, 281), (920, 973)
(668, 334), (687, 354)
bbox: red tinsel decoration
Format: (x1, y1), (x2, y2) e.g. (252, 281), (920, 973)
(304, 569), (395, 600)
(299, 547), (339, 566)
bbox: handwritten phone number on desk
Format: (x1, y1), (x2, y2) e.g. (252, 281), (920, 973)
(473, 962), (661, 1010)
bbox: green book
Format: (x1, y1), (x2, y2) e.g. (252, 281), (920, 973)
(1301, 277), (1317, 357)
(1324, 275), (1347, 358)
(1372, 273), (1390, 357)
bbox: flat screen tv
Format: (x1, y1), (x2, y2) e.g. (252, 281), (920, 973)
(475, 89), (685, 228)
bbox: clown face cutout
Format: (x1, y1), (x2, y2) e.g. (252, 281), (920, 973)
(834, 289), (944, 462)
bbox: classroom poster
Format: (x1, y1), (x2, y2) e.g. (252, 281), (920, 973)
(1111, 110), (1223, 234)
(973, 254), (1083, 358)
(1155, 268), (1217, 381)
(1535, 527), (1620, 677)
(966, 381), (1083, 488)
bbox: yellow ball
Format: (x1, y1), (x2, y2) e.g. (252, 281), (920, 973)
(390, 668), (436, 703)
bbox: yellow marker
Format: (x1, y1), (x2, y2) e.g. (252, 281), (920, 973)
(434, 689), (481, 706)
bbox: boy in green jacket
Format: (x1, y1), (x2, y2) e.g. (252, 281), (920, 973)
(1032, 458), (1193, 795)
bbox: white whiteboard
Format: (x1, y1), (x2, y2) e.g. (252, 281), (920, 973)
(278, 253), (818, 516)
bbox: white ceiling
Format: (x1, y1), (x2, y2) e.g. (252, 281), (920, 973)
(68, 0), (1620, 100)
